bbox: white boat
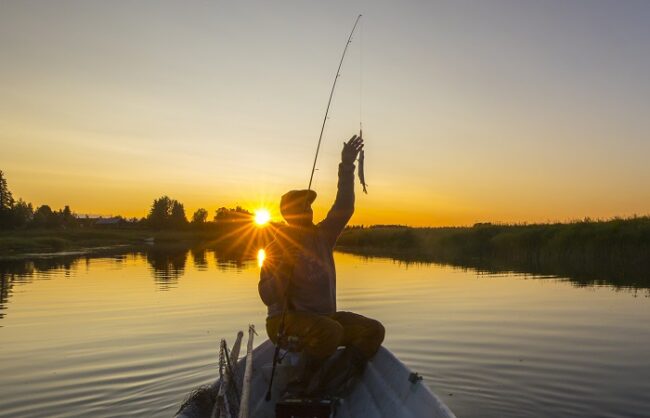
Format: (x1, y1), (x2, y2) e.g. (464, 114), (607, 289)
(176, 336), (455, 418)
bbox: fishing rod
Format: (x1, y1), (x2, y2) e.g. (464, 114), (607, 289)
(307, 13), (363, 192)
(265, 14), (363, 402)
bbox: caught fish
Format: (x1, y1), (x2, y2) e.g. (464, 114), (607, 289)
(358, 149), (368, 194)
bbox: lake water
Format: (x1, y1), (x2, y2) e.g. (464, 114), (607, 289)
(1, 248), (649, 417)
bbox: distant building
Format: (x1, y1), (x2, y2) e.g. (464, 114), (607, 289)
(95, 217), (123, 226)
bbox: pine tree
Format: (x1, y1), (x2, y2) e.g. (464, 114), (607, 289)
(0, 170), (15, 228)
(0, 170), (14, 210)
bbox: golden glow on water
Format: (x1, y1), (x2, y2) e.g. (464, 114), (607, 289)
(257, 249), (266, 267)
(1, 250), (650, 417)
(254, 209), (271, 226)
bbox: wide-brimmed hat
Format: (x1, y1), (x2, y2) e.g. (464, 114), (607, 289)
(280, 189), (317, 217)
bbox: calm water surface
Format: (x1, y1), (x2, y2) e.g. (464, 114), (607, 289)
(1, 249), (649, 417)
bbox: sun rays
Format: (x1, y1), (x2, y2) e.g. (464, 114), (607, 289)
(202, 202), (312, 268)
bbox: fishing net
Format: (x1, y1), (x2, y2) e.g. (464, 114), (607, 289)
(175, 339), (242, 418)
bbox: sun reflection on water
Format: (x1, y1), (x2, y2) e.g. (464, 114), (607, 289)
(257, 249), (266, 267)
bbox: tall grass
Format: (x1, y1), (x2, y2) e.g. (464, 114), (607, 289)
(0, 225), (273, 257)
(337, 217), (650, 287)
(0, 229), (153, 254)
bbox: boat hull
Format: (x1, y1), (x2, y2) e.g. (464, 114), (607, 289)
(176, 340), (455, 418)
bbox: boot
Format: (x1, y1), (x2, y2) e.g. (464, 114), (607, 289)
(305, 346), (366, 399)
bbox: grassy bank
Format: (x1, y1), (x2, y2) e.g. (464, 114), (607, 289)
(0, 229), (143, 254)
(0, 223), (276, 257)
(337, 217), (650, 287)
(0, 228), (221, 256)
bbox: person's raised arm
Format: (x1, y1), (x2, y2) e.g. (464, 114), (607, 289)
(318, 135), (364, 247)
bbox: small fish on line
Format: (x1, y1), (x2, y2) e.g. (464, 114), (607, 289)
(358, 149), (368, 194)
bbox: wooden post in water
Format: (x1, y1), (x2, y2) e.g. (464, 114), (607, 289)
(238, 325), (256, 418)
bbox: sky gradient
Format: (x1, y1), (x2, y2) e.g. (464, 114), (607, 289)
(1, 0), (649, 226)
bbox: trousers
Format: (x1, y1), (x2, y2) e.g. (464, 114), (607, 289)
(266, 310), (385, 361)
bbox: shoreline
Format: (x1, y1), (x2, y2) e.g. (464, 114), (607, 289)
(0, 229), (220, 258)
(2, 217), (649, 288)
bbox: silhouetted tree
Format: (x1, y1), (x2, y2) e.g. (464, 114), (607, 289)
(0, 171), (13, 210)
(0, 170), (15, 228)
(11, 199), (33, 227)
(191, 208), (208, 224)
(214, 206), (252, 223)
(170, 201), (187, 227)
(60, 205), (77, 228)
(32, 205), (58, 228)
(147, 196), (174, 228)
(146, 195), (188, 229)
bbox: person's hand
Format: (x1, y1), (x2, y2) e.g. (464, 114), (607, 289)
(341, 135), (364, 165)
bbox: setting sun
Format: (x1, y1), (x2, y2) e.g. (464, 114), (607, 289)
(254, 209), (271, 226)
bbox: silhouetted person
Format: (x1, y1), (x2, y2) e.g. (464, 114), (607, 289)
(258, 135), (385, 397)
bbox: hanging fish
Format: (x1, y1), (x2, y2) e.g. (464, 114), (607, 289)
(358, 149), (368, 194)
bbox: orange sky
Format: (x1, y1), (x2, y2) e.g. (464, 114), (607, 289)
(1, 1), (649, 226)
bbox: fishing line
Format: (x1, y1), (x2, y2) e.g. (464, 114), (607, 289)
(359, 16), (363, 137)
(358, 17), (368, 193)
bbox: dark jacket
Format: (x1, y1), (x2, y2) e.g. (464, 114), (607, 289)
(258, 162), (355, 317)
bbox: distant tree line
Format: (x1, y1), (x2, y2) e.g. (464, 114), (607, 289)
(0, 170), (253, 231)
(338, 219), (650, 287)
(144, 194), (253, 229)
(0, 170), (78, 229)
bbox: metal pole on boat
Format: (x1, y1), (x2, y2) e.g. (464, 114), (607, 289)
(238, 325), (256, 418)
(211, 331), (244, 418)
(229, 331), (244, 373)
(213, 340), (231, 418)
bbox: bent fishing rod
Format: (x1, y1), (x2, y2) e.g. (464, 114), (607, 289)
(307, 13), (362, 193)
(265, 14), (363, 402)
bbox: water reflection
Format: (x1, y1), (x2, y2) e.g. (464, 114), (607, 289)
(190, 248), (209, 271)
(0, 274), (10, 321)
(1, 249), (650, 417)
(214, 252), (249, 272)
(257, 249), (266, 267)
(338, 248), (650, 290)
(0, 255), (81, 320)
(2, 244), (648, 322)
(0, 246), (258, 318)
(146, 247), (188, 290)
